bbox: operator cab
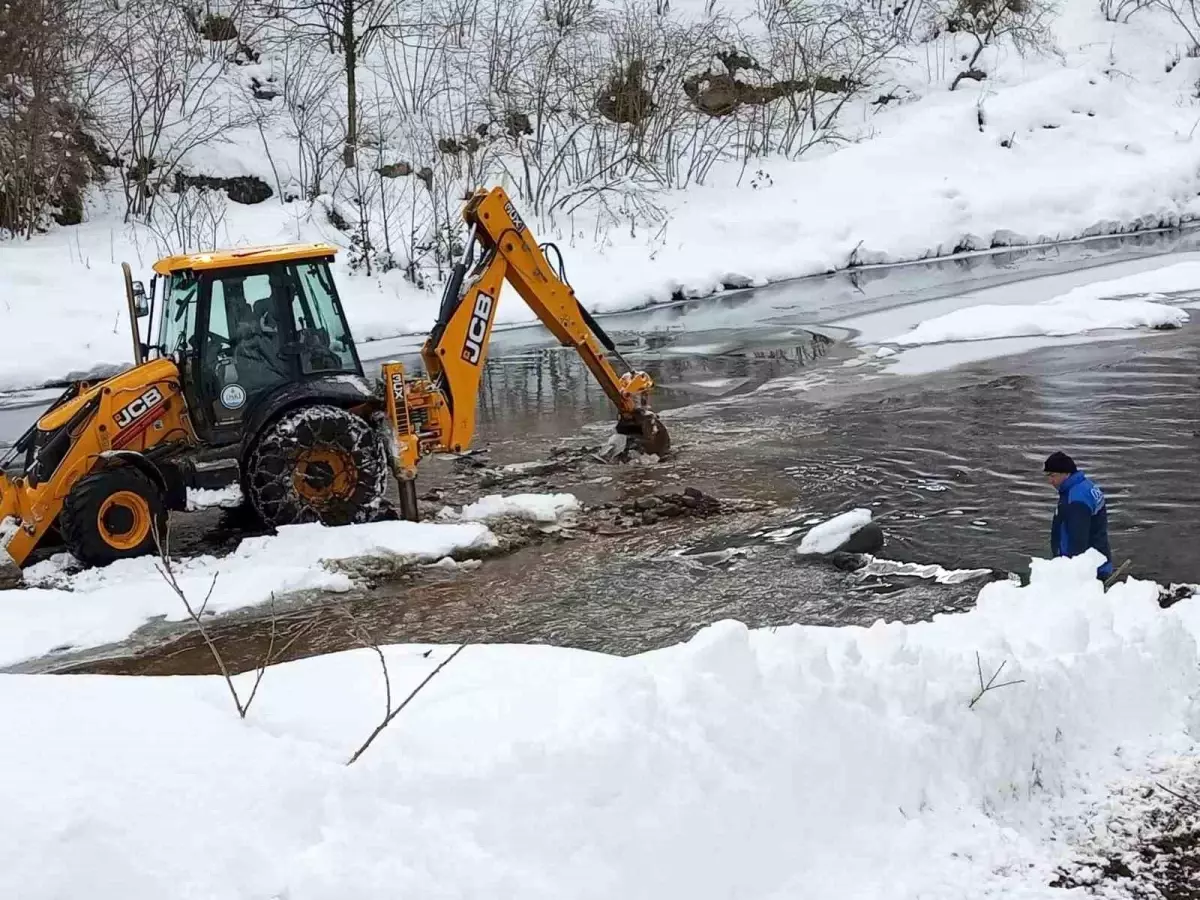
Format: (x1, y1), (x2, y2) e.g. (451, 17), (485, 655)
(140, 244), (365, 444)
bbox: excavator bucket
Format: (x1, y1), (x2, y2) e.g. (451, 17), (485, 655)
(623, 408), (671, 457)
(638, 409), (671, 456)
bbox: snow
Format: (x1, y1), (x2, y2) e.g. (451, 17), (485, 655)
(884, 295), (1187, 347)
(8, 1), (1200, 390)
(859, 557), (998, 585)
(796, 508), (874, 555)
(185, 484), (244, 510)
(840, 255), (1200, 372)
(445, 492), (581, 524)
(0, 519), (496, 668)
(1, 551), (1199, 899)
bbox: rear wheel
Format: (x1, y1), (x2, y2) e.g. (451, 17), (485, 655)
(245, 404), (387, 528)
(61, 467), (167, 567)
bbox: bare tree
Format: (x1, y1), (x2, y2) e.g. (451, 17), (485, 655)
(279, 39), (346, 198)
(268, 0), (403, 167)
(942, 0), (1057, 90)
(145, 186), (231, 257)
(90, 0), (257, 220)
(0, 0), (101, 237)
(1151, 0), (1200, 48)
(1100, 0), (1151, 22)
(756, 0), (900, 156)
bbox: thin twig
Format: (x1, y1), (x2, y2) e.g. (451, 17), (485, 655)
(152, 519), (277, 720)
(153, 519), (244, 716)
(1155, 782), (1200, 811)
(241, 593), (279, 714)
(968, 651), (1026, 709)
(346, 643), (466, 765)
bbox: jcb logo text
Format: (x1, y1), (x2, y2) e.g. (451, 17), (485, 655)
(462, 293), (494, 365)
(114, 386), (164, 430)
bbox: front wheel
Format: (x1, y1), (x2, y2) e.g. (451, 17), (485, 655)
(245, 404), (388, 528)
(61, 467), (167, 567)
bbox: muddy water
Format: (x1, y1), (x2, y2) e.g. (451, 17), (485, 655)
(38, 323), (1200, 678)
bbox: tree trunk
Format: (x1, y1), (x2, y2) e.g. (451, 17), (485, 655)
(342, 0), (358, 168)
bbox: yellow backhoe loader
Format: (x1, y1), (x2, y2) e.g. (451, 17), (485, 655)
(0, 186), (668, 573)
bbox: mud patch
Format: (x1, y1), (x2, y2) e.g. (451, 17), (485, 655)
(1052, 759), (1200, 899)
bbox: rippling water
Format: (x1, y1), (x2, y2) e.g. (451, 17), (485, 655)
(717, 333), (1200, 585)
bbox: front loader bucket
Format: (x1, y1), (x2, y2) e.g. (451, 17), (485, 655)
(0, 473), (31, 586)
(0, 496), (24, 588)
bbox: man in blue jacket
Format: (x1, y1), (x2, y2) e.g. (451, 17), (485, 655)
(1044, 451), (1113, 579)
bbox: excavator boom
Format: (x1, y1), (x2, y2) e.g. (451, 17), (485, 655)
(381, 187), (668, 508)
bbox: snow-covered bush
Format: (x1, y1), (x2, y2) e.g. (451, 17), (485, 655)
(0, 0), (96, 237)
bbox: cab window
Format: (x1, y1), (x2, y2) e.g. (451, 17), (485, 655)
(291, 261), (359, 374)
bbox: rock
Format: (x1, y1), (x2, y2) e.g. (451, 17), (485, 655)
(833, 521), (885, 555)
(173, 173), (272, 205)
(199, 13), (237, 41)
(250, 77), (279, 101)
(0, 564), (22, 590)
(1159, 585), (1195, 609)
(826, 551), (871, 572)
(379, 161), (413, 178)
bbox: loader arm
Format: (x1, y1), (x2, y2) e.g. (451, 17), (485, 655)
(381, 187), (668, 513)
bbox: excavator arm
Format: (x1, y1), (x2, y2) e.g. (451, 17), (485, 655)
(381, 187), (668, 516)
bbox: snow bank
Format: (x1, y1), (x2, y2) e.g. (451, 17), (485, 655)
(885, 295), (1188, 347)
(1, 519), (496, 667)
(796, 508), (873, 554)
(444, 492), (581, 524)
(1, 551), (1198, 899)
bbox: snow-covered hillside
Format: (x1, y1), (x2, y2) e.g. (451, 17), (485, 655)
(1, 551), (1198, 898)
(5, 0), (1200, 389)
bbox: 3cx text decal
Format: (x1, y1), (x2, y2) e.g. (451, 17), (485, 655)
(504, 200), (525, 233)
(462, 292), (494, 365)
(114, 386), (164, 430)
(390, 371), (405, 402)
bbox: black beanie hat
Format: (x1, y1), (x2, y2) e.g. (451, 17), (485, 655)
(1044, 451), (1077, 474)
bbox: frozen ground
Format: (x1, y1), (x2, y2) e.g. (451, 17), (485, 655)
(1, 551), (1198, 899)
(7, 0), (1200, 390)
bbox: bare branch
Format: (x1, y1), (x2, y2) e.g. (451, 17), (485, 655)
(151, 518), (246, 717)
(151, 518), (278, 719)
(342, 613), (466, 765)
(968, 651), (1026, 709)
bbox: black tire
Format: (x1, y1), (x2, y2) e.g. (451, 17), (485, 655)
(61, 467), (167, 567)
(244, 404), (387, 528)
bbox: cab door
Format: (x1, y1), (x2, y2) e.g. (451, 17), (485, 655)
(195, 265), (299, 445)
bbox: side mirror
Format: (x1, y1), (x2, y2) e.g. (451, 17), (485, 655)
(131, 281), (150, 317)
